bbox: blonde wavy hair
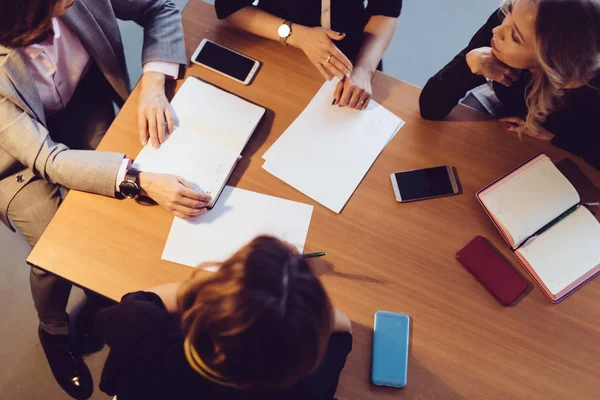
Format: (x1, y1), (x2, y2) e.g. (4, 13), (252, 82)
(502, 0), (600, 132)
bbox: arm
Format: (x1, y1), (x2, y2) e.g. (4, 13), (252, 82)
(147, 282), (183, 313)
(335, 15), (398, 109)
(333, 309), (352, 333)
(0, 98), (124, 197)
(419, 10), (503, 120)
(218, 5), (352, 80)
(110, 0), (186, 148)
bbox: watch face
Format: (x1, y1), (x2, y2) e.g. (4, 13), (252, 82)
(120, 180), (140, 199)
(278, 24), (291, 38)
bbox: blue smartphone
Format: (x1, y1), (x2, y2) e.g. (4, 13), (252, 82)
(371, 311), (410, 388)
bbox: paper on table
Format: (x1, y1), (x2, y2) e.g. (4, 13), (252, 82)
(262, 79), (404, 213)
(133, 130), (239, 202)
(171, 77), (266, 155)
(516, 206), (600, 296)
(162, 186), (313, 270)
(479, 155), (580, 248)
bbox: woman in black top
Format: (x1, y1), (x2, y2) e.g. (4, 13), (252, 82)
(215, 0), (402, 110)
(420, 0), (600, 170)
(95, 236), (353, 400)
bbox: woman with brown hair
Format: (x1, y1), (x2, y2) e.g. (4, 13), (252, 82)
(419, 0), (600, 170)
(95, 236), (353, 400)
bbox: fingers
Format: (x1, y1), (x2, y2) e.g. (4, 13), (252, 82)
(146, 109), (159, 148)
(324, 54), (351, 80)
(324, 30), (346, 42)
(338, 80), (354, 107)
(156, 109), (166, 146)
(332, 79), (344, 105)
(315, 63), (333, 80)
(177, 178), (212, 202)
(165, 106), (174, 134)
(348, 87), (364, 109)
(138, 109), (149, 146)
(359, 92), (371, 110)
(329, 45), (353, 72)
(172, 204), (207, 220)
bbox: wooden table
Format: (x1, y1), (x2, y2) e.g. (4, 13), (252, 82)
(28, 1), (600, 399)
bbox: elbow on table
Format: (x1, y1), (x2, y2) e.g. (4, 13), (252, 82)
(418, 96), (448, 121)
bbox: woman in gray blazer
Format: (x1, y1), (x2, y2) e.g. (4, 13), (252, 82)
(0, 1), (210, 398)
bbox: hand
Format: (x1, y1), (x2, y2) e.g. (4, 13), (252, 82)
(333, 68), (373, 110)
(332, 309), (352, 333)
(466, 47), (521, 87)
(292, 26), (353, 81)
(138, 72), (175, 149)
(139, 172), (211, 220)
(500, 117), (555, 141)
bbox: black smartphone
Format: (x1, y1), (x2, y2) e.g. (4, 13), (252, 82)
(191, 39), (260, 85)
(390, 166), (460, 203)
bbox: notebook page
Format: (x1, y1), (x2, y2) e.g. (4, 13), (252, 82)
(170, 77), (265, 154)
(162, 186), (313, 269)
(479, 156), (579, 247)
(261, 79), (405, 213)
(516, 206), (600, 296)
(133, 129), (239, 205)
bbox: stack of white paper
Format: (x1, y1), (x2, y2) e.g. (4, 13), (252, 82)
(262, 79), (405, 213)
(162, 186), (314, 269)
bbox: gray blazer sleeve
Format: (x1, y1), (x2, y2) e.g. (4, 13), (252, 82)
(0, 97), (125, 197)
(110, 0), (187, 66)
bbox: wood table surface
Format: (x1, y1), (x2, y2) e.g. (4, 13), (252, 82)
(27, 1), (600, 399)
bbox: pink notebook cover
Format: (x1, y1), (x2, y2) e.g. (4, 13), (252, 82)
(476, 153), (600, 303)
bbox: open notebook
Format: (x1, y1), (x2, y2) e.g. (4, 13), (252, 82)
(478, 154), (600, 302)
(133, 77), (266, 207)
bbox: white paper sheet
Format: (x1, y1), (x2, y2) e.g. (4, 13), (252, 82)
(133, 130), (239, 203)
(170, 77), (265, 154)
(517, 206), (600, 296)
(162, 186), (314, 269)
(262, 79), (404, 213)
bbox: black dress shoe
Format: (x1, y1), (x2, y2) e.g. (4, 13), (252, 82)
(38, 327), (94, 400)
(75, 302), (105, 356)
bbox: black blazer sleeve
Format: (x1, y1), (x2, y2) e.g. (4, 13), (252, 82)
(214, 0), (255, 20)
(419, 10), (504, 120)
(366, 0), (403, 18)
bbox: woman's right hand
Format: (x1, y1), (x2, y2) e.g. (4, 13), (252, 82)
(292, 26), (354, 81)
(466, 47), (521, 87)
(138, 172), (211, 220)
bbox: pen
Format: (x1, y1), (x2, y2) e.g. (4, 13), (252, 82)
(518, 204), (580, 250)
(303, 252), (327, 258)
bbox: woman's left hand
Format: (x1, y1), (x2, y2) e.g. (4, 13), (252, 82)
(138, 71), (175, 149)
(333, 68), (374, 110)
(500, 117), (555, 141)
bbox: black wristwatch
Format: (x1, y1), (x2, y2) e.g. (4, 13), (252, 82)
(119, 168), (141, 199)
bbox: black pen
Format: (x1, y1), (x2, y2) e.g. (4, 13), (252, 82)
(303, 252), (327, 258)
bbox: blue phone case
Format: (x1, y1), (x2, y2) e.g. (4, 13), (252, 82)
(371, 311), (410, 388)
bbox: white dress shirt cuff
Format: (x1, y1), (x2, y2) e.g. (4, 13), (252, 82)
(115, 158), (133, 192)
(142, 62), (180, 80)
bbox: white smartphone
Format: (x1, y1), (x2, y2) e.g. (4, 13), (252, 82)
(191, 39), (260, 85)
(390, 166), (460, 203)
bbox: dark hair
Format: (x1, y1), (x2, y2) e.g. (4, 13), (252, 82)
(0, 0), (61, 48)
(178, 235), (334, 389)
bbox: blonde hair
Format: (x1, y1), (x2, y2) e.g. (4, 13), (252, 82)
(502, 0), (600, 133)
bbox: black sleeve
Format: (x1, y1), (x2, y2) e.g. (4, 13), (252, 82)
(419, 9), (504, 120)
(214, 0), (255, 20)
(549, 97), (600, 171)
(94, 291), (168, 350)
(366, 0), (403, 18)
(292, 332), (353, 399)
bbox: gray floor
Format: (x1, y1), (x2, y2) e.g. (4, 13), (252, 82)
(0, 1), (500, 398)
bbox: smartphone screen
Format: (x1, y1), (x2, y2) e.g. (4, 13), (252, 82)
(372, 312), (410, 388)
(194, 41), (255, 82)
(394, 166), (456, 201)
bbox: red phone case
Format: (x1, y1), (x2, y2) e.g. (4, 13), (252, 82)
(456, 236), (529, 306)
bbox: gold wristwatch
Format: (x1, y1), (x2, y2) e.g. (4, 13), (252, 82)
(277, 21), (292, 46)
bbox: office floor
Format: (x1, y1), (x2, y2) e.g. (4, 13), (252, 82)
(0, 1), (500, 398)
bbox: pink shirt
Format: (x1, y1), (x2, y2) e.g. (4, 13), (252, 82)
(22, 17), (179, 191)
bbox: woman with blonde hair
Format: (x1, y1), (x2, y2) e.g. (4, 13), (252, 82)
(419, 0), (600, 169)
(95, 235), (353, 400)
